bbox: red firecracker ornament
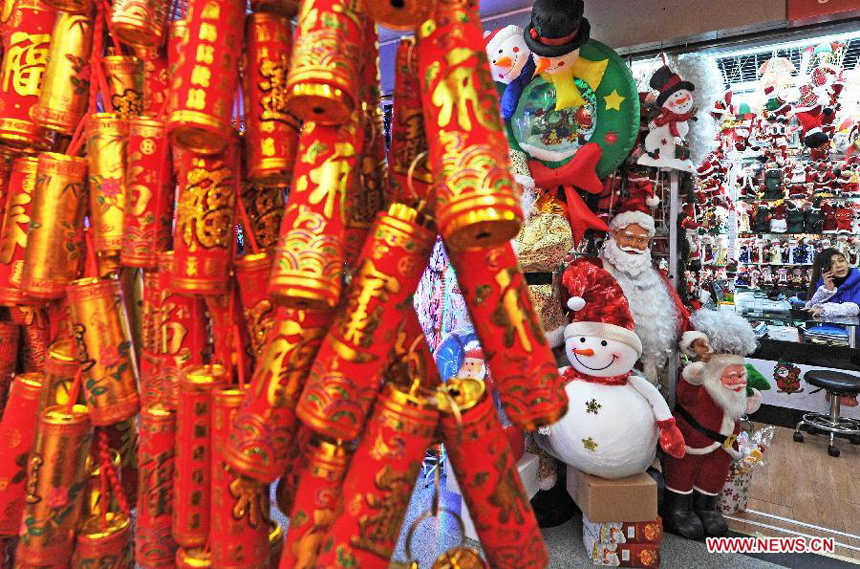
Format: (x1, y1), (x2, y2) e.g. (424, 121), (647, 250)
(136, 405), (179, 568)
(280, 437), (353, 568)
(0, 0), (55, 150)
(438, 378), (548, 568)
(166, 0), (244, 154)
(285, 0), (363, 125)
(243, 12), (298, 186)
(449, 243), (567, 430)
(0, 322), (20, 411)
(172, 364), (228, 547)
(233, 252), (276, 358)
(0, 157), (40, 306)
(296, 203), (436, 440)
(415, 0), (521, 250)
(122, 116), (175, 269)
(224, 308), (330, 483)
(172, 143), (238, 296)
(0, 374), (43, 537)
(318, 382), (439, 566)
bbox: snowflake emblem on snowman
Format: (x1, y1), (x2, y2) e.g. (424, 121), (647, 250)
(639, 65), (697, 173)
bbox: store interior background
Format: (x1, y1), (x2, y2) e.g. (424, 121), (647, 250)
(337, 2), (860, 567)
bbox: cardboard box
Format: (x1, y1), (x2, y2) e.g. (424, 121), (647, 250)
(585, 539), (660, 567)
(567, 468), (658, 522)
(583, 516), (663, 545)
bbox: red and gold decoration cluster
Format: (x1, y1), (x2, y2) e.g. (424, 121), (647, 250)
(0, 0), (567, 566)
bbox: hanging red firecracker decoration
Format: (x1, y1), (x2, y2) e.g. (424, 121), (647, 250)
(137, 48), (170, 117)
(296, 203), (436, 441)
(0, 322), (20, 412)
(164, 19), (187, 117)
(204, 289), (254, 381)
(239, 183), (285, 254)
(0, 374), (43, 537)
(0, 157), (40, 306)
(0, 0), (56, 150)
(172, 364), (228, 547)
(438, 378), (548, 569)
(176, 546), (211, 567)
(285, 0), (363, 125)
(66, 277), (141, 426)
(243, 12), (298, 186)
(32, 11), (94, 135)
(211, 386), (271, 568)
(15, 404), (93, 565)
(224, 308), (330, 483)
(72, 511), (134, 568)
(415, 0), (521, 250)
(11, 305), (50, 372)
(122, 116), (174, 269)
(87, 113), (130, 269)
(234, 252), (276, 357)
(40, 339), (79, 413)
(267, 117), (359, 310)
(21, 153), (87, 301)
(390, 309), (442, 390)
(42, 0), (89, 15)
(167, 0), (244, 154)
(318, 382), (439, 566)
(139, 270), (163, 408)
(449, 243), (567, 430)
(342, 20), (386, 266)
(279, 436), (353, 568)
(136, 405), (178, 568)
(102, 55), (145, 118)
(388, 38), (433, 209)
(172, 143), (238, 296)
(110, 0), (170, 48)
(273, 425), (311, 516)
(156, 251), (208, 408)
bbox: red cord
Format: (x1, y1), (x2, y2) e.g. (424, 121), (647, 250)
(66, 368), (83, 413)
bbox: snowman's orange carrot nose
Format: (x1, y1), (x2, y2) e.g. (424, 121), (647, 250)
(535, 57), (551, 75)
(573, 348), (594, 356)
(494, 55), (512, 68)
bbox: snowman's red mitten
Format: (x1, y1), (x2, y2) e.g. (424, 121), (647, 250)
(657, 418), (686, 459)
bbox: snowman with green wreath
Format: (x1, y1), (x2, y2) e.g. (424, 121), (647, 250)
(504, 0), (640, 245)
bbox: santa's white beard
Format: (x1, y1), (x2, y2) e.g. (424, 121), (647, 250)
(602, 238), (652, 277)
(702, 361), (748, 421)
(601, 240), (680, 371)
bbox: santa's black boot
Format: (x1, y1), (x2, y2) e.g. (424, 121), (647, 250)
(662, 490), (704, 539)
(693, 490), (729, 537)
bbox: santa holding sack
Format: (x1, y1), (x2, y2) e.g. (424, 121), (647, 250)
(665, 309), (760, 539)
(535, 258), (686, 480)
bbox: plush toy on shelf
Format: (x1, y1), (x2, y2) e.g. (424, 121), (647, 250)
(665, 309), (760, 539)
(638, 65), (697, 172)
(534, 259), (686, 480)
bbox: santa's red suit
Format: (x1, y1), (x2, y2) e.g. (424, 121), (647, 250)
(663, 372), (739, 495)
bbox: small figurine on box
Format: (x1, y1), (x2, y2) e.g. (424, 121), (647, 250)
(665, 309), (760, 539)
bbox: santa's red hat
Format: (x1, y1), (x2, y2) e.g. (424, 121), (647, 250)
(463, 347), (484, 360)
(561, 258), (642, 356)
(608, 178), (660, 237)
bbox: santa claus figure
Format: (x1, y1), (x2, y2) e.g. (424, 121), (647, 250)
(599, 189), (691, 385)
(535, 259), (685, 479)
(665, 309), (760, 539)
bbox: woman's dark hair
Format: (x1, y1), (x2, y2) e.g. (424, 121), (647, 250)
(808, 248), (844, 298)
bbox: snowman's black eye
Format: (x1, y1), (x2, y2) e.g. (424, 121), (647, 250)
(580, 337), (586, 343)
(498, 49), (503, 53)
(601, 340), (608, 347)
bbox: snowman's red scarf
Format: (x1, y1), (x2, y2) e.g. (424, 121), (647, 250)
(654, 110), (694, 138)
(563, 366), (630, 386)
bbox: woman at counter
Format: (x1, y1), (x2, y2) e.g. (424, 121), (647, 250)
(804, 248), (860, 319)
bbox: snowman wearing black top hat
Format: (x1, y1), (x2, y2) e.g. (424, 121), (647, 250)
(639, 65), (697, 173)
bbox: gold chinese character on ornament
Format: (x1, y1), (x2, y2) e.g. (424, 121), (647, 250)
(2, 32), (51, 97)
(258, 55), (289, 122)
(177, 162), (234, 250)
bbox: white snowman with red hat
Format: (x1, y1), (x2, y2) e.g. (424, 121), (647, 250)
(535, 258), (686, 480)
(639, 65), (697, 173)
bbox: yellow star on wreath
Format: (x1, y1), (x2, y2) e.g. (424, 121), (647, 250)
(604, 90), (625, 111)
(582, 437), (598, 452)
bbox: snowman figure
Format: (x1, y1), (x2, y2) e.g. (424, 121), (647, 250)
(535, 259), (685, 480)
(484, 25), (535, 122)
(639, 66), (696, 173)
